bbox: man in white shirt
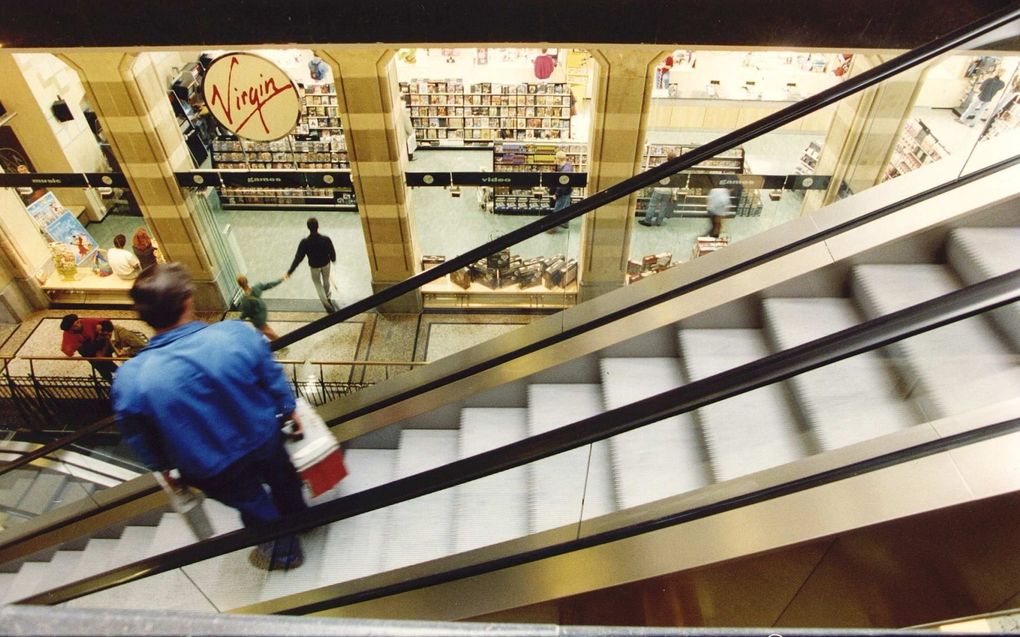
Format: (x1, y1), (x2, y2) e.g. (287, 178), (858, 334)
(107, 234), (141, 279)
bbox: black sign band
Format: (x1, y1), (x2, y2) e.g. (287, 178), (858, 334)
(0, 173), (89, 188)
(84, 173), (130, 188)
(405, 172), (452, 187)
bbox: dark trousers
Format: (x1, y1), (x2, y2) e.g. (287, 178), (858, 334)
(189, 435), (307, 528)
(90, 359), (118, 382)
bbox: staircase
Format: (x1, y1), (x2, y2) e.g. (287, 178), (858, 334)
(1, 226), (1018, 612)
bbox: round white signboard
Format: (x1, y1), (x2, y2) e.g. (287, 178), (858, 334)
(203, 53), (301, 142)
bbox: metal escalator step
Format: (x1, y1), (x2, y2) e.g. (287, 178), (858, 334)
(0, 573), (15, 604)
(762, 298), (920, 450)
(948, 227), (1020, 352)
(2, 561), (51, 604)
(678, 329), (807, 483)
(454, 408), (529, 553)
(527, 384), (616, 532)
(16, 471), (67, 515)
(20, 549), (85, 599)
(852, 264), (1020, 419)
(600, 358), (709, 510)
(381, 430), (459, 571)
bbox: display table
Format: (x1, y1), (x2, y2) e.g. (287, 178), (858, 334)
(422, 276), (578, 310)
(40, 268), (134, 305)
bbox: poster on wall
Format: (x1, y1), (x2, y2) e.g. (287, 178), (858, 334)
(25, 191), (70, 228)
(45, 211), (98, 265)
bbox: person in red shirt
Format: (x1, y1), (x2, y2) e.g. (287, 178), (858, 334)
(60, 314), (118, 381)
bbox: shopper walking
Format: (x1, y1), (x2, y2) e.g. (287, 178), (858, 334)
(706, 187), (731, 238)
(639, 151), (678, 227)
(59, 314), (119, 382)
(287, 217), (340, 312)
(959, 71), (1006, 127)
(237, 274), (285, 342)
(113, 264), (308, 571)
(546, 150), (573, 233)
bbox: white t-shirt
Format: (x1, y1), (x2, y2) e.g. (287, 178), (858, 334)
(107, 247), (140, 279)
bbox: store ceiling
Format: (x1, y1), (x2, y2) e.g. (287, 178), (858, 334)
(0, 0), (1018, 51)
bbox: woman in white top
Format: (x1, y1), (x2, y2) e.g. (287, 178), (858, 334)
(106, 234), (141, 279)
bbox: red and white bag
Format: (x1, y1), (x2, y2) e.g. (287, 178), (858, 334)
(284, 397), (348, 496)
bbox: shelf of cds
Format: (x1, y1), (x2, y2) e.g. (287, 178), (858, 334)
(882, 118), (949, 181)
(210, 82), (354, 211)
(400, 80), (573, 146)
(635, 144), (761, 218)
(490, 141), (588, 215)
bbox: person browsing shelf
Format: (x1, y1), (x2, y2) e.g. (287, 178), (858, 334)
(546, 150), (573, 233)
(639, 151), (678, 227)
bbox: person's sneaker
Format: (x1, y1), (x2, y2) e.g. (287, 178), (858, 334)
(638, 219), (652, 226)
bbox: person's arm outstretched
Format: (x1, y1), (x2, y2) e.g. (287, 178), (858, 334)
(287, 239), (307, 276)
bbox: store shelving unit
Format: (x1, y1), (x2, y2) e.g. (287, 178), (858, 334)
(210, 82), (355, 211)
(400, 80), (573, 146)
(795, 140), (821, 175)
(490, 140), (588, 214)
(636, 144), (762, 218)
(883, 118), (949, 181)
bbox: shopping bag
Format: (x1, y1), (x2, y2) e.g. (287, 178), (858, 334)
(283, 397), (348, 496)
(154, 471), (214, 540)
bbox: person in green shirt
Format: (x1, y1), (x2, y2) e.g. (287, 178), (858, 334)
(237, 274), (285, 341)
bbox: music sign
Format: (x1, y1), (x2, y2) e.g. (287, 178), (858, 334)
(203, 53), (301, 142)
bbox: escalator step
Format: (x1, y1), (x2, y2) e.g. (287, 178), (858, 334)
(678, 329), (807, 482)
(528, 384), (616, 532)
(762, 297), (919, 450)
(2, 561), (51, 604)
(381, 430), (459, 571)
(852, 264), (1020, 420)
(600, 358), (709, 509)
(455, 408), (529, 552)
(947, 227), (1020, 351)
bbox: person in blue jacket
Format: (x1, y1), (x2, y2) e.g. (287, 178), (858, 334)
(112, 263), (307, 571)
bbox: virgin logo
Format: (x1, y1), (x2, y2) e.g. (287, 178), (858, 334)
(203, 53), (301, 142)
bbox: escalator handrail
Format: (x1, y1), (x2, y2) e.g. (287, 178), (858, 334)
(270, 4), (1020, 352)
(16, 267), (1020, 606)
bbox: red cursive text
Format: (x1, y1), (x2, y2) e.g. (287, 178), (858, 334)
(208, 56), (297, 136)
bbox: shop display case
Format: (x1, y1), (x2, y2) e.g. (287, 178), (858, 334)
(883, 118), (949, 181)
(635, 144), (762, 218)
(400, 81), (573, 146)
(209, 82), (353, 211)
(490, 140), (588, 214)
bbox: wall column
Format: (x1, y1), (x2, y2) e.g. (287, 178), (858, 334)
(804, 54), (924, 211)
(580, 48), (662, 302)
(318, 48), (420, 313)
(60, 52), (227, 311)
(0, 53), (107, 221)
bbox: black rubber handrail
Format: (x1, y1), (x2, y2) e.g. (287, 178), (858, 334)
(17, 267), (1020, 606)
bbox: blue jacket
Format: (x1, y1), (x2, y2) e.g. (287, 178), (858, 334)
(112, 321), (296, 480)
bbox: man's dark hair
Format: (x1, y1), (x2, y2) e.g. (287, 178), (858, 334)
(99, 319), (114, 332)
(130, 263), (194, 329)
(113, 234), (126, 249)
(306, 217), (319, 233)
(59, 314), (78, 331)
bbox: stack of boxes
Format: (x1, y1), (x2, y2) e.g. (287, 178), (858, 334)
(626, 252), (676, 283)
(449, 250), (578, 290)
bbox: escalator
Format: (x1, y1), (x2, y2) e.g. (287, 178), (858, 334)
(2, 7), (1020, 623)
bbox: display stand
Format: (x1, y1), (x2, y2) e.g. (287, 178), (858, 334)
(40, 269), (134, 305)
(692, 235), (730, 258)
(422, 277), (578, 309)
(490, 140), (588, 214)
(636, 144), (761, 218)
(883, 118), (950, 181)
(400, 80), (573, 146)
(209, 82), (354, 211)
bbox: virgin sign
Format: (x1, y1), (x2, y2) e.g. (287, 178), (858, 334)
(203, 53), (301, 142)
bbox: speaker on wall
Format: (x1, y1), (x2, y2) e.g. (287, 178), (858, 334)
(51, 97), (74, 122)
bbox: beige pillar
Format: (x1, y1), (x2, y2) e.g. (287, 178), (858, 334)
(60, 52), (227, 311)
(318, 48), (420, 313)
(0, 53), (106, 221)
(804, 54), (924, 211)
(580, 48), (662, 302)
